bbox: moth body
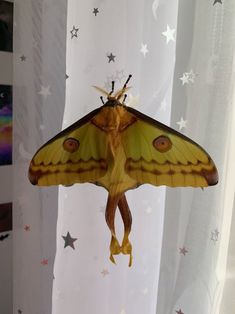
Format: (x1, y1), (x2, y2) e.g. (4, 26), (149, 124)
(91, 104), (138, 196)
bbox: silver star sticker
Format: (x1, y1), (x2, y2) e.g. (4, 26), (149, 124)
(145, 206), (152, 214)
(162, 25), (176, 44)
(176, 117), (187, 130)
(179, 73), (190, 85)
(187, 69), (196, 83)
(127, 94), (139, 108)
(140, 43), (149, 57)
(115, 70), (126, 83)
(38, 85), (51, 98)
(159, 98), (167, 111)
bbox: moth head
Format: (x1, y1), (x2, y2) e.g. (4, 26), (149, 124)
(93, 75), (132, 107)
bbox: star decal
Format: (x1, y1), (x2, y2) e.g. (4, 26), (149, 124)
(93, 8), (99, 16)
(114, 69), (126, 83)
(179, 73), (190, 85)
(159, 98), (167, 111)
(180, 70), (196, 85)
(213, 0), (222, 4)
(140, 43), (149, 57)
(176, 309), (184, 314)
(38, 85), (51, 98)
(20, 55), (26, 61)
(41, 259), (49, 266)
(127, 94), (139, 108)
(65, 74), (69, 80)
(70, 25), (79, 39)
(62, 232), (78, 249)
(120, 309), (126, 314)
(187, 69), (196, 82)
(103, 71), (126, 91)
(101, 269), (109, 277)
(18, 310), (22, 314)
(107, 53), (116, 63)
(145, 206), (152, 214)
(176, 117), (187, 130)
(18, 192), (32, 208)
(24, 225), (30, 231)
(179, 247), (188, 255)
(211, 228), (219, 243)
(162, 25), (176, 44)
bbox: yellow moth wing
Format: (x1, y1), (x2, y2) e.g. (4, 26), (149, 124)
(122, 107), (218, 188)
(28, 107), (109, 186)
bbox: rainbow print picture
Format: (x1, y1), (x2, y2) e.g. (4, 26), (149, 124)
(0, 85), (12, 165)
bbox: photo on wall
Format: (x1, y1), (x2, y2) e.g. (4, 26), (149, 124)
(0, 85), (12, 165)
(0, 1), (13, 52)
(0, 202), (12, 233)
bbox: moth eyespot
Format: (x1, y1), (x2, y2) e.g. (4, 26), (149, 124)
(153, 135), (172, 152)
(63, 138), (80, 153)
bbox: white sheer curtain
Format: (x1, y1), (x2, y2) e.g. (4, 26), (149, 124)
(13, 0), (67, 313)
(13, 1), (235, 314)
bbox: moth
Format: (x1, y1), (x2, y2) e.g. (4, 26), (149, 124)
(28, 75), (218, 266)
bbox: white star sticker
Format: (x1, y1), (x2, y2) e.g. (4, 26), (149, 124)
(145, 206), (152, 214)
(176, 117), (187, 130)
(159, 98), (167, 111)
(180, 70), (196, 85)
(140, 43), (149, 57)
(120, 309), (126, 314)
(162, 25), (176, 44)
(38, 85), (51, 98)
(115, 70), (126, 83)
(127, 94), (139, 108)
(187, 69), (196, 83)
(179, 73), (190, 85)
(19, 142), (31, 160)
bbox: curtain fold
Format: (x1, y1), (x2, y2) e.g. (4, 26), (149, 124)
(13, 0), (67, 313)
(157, 1), (235, 313)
